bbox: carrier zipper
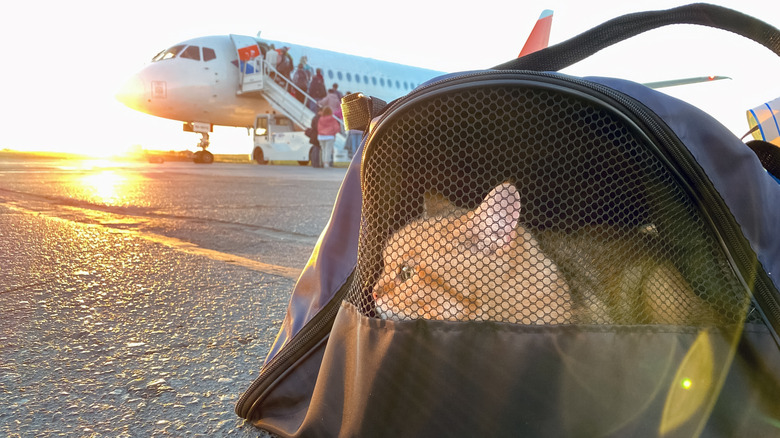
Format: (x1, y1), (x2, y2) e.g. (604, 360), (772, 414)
(235, 271), (355, 419)
(364, 70), (780, 342)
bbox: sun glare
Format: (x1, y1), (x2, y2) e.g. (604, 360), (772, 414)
(78, 169), (132, 206)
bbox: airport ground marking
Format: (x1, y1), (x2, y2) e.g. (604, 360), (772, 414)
(3, 202), (302, 280)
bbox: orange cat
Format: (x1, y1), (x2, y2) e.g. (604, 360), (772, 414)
(372, 182), (712, 325)
(372, 183), (572, 324)
(536, 225), (711, 325)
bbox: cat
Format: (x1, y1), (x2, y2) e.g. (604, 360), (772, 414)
(372, 183), (572, 324)
(372, 182), (712, 325)
(535, 225), (711, 325)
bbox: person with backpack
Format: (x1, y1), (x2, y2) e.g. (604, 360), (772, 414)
(299, 56), (313, 82)
(278, 48), (293, 76)
(306, 109), (322, 168)
(317, 106), (341, 168)
(307, 68), (327, 112)
(318, 88), (343, 120)
(293, 63), (309, 103)
(330, 83), (344, 101)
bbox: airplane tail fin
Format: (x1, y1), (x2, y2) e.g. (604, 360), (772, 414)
(518, 9), (553, 58)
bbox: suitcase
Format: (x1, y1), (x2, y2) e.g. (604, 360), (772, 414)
(310, 144), (322, 168)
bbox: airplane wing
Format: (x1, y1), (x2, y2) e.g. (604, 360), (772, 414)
(518, 10), (553, 58)
(643, 75), (730, 89)
(746, 96), (780, 146)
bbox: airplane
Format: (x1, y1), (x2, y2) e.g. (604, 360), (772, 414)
(116, 11), (556, 164)
(116, 35), (447, 164)
(116, 10), (726, 165)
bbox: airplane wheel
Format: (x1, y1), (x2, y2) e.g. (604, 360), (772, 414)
(253, 147), (268, 165)
(193, 150), (213, 164)
(297, 160), (309, 166)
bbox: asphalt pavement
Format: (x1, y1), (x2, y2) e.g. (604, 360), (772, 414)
(0, 157), (349, 437)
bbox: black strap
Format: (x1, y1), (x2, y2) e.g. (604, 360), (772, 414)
(746, 140), (780, 180)
(494, 3), (780, 71)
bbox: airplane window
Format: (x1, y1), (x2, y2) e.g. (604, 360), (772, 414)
(328, 70), (334, 79)
(396, 80), (401, 88)
(203, 47), (216, 62)
(180, 45), (201, 61)
(347, 72), (352, 82)
(354, 74), (360, 84)
(337, 71), (343, 81)
(372, 77), (377, 86)
(364, 75), (369, 84)
(152, 44), (185, 62)
(380, 78), (385, 87)
(403, 81), (409, 90)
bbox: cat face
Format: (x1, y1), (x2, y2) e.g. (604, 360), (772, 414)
(372, 183), (572, 323)
(373, 214), (484, 320)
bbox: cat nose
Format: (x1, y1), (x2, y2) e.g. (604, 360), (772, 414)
(372, 278), (387, 301)
(372, 285), (385, 300)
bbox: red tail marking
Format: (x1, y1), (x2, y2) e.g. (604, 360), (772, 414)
(518, 10), (553, 58)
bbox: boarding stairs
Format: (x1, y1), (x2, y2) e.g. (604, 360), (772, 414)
(237, 58), (346, 141)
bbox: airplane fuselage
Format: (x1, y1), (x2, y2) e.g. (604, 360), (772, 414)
(117, 35), (444, 129)
(118, 36), (272, 127)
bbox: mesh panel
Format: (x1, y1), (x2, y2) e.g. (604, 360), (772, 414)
(348, 84), (752, 325)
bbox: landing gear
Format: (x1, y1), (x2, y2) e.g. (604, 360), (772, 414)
(193, 133), (214, 164)
(193, 150), (214, 164)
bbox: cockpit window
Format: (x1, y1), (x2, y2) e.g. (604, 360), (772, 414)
(203, 47), (216, 62)
(180, 45), (201, 61)
(152, 44), (186, 62)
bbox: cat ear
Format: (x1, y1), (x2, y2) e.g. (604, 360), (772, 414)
(423, 190), (454, 217)
(469, 183), (521, 254)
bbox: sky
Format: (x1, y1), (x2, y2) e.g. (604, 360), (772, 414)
(2, 0), (780, 156)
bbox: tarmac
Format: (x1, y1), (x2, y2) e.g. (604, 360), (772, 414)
(0, 156), (348, 437)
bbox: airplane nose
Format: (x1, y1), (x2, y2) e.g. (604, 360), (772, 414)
(115, 75), (146, 112)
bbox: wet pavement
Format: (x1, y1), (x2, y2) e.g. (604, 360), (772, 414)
(0, 157), (349, 437)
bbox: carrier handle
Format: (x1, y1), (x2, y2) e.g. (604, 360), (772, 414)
(494, 3), (780, 71)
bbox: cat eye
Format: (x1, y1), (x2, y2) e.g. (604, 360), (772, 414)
(398, 264), (414, 281)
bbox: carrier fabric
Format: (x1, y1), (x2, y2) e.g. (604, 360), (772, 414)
(281, 82), (777, 436)
(247, 81), (780, 437)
